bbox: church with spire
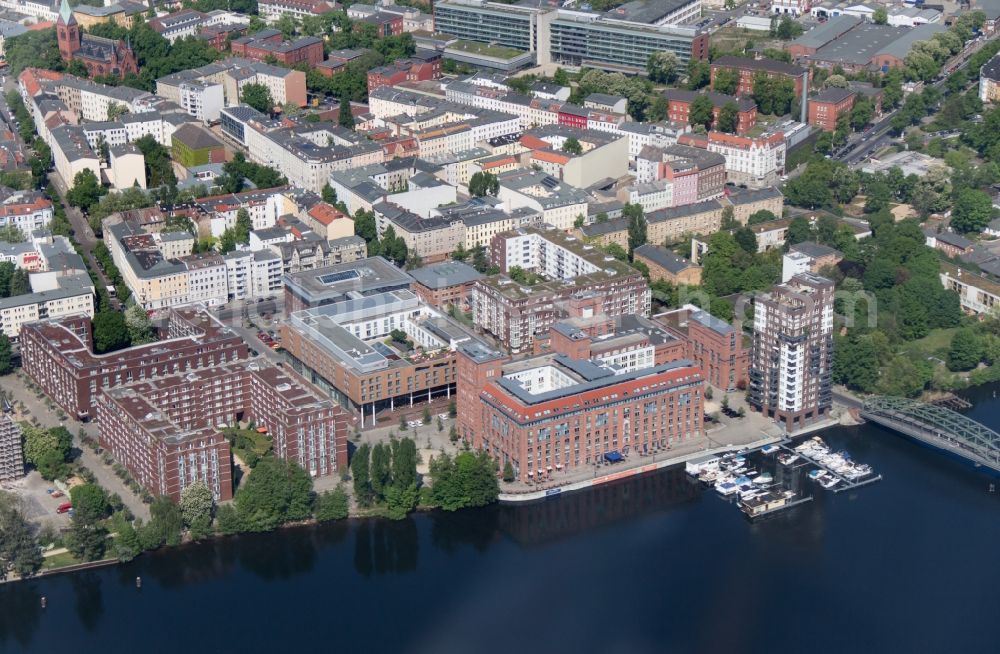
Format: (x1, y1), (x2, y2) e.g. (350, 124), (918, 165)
(57, 0), (138, 79)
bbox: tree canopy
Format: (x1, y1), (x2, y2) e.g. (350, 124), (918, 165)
(240, 83), (275, 114)
(233, 457), (314, 532)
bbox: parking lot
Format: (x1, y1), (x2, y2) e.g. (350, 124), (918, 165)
(2, 470), (74, 529)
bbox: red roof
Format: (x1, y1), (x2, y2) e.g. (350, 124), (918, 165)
(532, 150), (570, 165)
(307, 202), (348, 226)
(19, 68), (63, 98)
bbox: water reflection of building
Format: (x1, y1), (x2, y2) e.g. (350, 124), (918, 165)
(497, 466), (701, 546)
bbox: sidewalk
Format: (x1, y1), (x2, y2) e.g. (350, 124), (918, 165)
(6, 372), (150, 521)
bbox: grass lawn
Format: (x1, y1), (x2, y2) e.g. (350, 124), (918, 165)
(449, 40), (525, 60)
(901, 328), (959, 361)
(222, 428), (272, 466)
(711, 27), (783, 54)
(42, 551), (79, 569)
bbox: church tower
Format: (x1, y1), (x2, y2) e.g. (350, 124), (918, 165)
(57, 0), (80, 61)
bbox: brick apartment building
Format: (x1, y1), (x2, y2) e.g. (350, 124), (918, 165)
(633, 244), (702, 286)
(97, 360), (349, 502)
(199, 23), (249, 51)
(749, 273), (834, 431)
(541, 313), (687, 367)
(657, 307), (748, 392)
(663, 89), (758, 135)
(20, 308), (249, 420)
(230, 29), (324, 67)
(316, 48), (370, 78)
(710, 56), (808, 98)
(808, 87), (856, 131)
(456, 341), (705, 482)
(366, 53), (442, 92)
(408, 260), (483, 310)
(724, 186), (785, 226)
(355, 11), (403, 37)
(474, 227), (651, 354)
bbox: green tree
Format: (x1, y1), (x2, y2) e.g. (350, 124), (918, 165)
(748, 209), (778, 225)
(0, 260), (14, 298)
(240, 82), (275, 114)
(717, 101), (739, 134)
(502, 461), (515, 483)
(951, 188), (994, 233)
(351, 442), (372, 506)
(314, 486), (349, 522)
(8, 268), (29, 297)
(0, 334), (11, 376)
(140, 496), (184, 548)
(21, 424), (70, 479)
(321, 183), (338, 205)
(369, 442), (391, 501)
(734, 226), (757, 253)
(774, 15), (804, 39)
(234, 208), (252, 244)
(70, 484), (108, 523)
(93, 310), (130, 353)
(713, 67), (739, 95)
(66, 169), (105, 212)
(562, 137), (583, 155)
(785, 216), (812, 246)
(877, 355), (932, 397)
(391, 437), (418, 491)
(833, 335), (879, 391)
(66, 513), (107, 562)
(179, 481), (213, 535)
(428, 451), (499, 511)
(647, 51), (679, 84)
(134, 135), (177, 189)
(233, 457), (313, 532)
(689, 94), (715, 130)
(468, 171), (499, 197)
(339, 96), (355, 129)
(873, 6), (888, 24)
(215, 503), (242, 535)
(625, 203), (647, 257)
(947, 328), (983, 371)
(380, 225), (408, 267)
(0, 225), (26, 243)
(851, 97), (874, 131)
(110, 512), (141, 562)
(687, 59), (711, 90)
(124, 304), (155, 345)
(553, 67), (570, 86)
(0, 492), (43, 580)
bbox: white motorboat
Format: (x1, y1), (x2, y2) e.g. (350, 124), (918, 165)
(820, 475), (841, 489)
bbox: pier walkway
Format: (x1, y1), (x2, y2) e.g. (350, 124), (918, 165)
(861, 396), (1000, 474)
(778, 443), (882, 493)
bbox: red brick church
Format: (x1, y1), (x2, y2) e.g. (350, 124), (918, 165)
(57, 0), (138, 79)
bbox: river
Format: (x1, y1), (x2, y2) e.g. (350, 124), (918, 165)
(3, 389), (1000, 654)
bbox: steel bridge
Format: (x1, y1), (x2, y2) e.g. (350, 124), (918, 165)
(861, 396), (1000, 473)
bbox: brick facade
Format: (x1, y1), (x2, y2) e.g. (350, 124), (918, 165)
(20, 309), (249, 420)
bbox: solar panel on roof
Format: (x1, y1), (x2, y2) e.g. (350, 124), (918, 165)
(318, 269), (360, 285)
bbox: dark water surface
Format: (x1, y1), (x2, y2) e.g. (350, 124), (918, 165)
(3, 390), (1000, 654)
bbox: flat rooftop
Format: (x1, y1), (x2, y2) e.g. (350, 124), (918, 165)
(284, 256), (413, 304)
(409, 260), (484, 289)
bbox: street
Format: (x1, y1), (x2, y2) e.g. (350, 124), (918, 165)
(833, 37), (991, 167)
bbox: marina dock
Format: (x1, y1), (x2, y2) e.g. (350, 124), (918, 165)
(781, 443), (883, 494)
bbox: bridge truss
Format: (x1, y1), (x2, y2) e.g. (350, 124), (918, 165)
(861, 396), (1000, 468)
